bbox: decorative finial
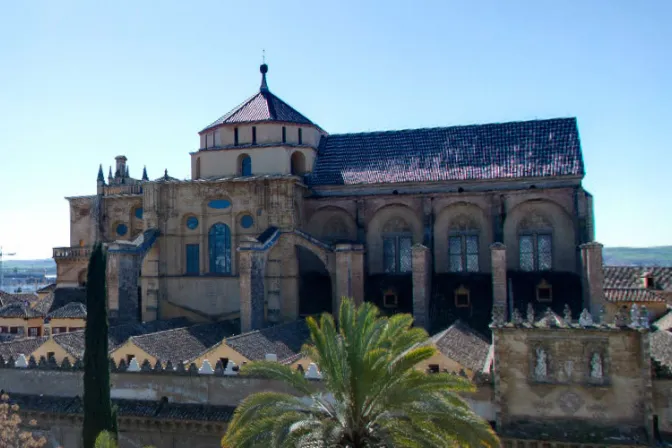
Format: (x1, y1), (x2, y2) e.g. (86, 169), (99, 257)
(97, 164), (105, 183)
(164, 168), (169, 180)
(108, 166), (113, 180)
(125, 165), (130, 178)
(260, 54), (269, 92)
(142, 166), (149, 181)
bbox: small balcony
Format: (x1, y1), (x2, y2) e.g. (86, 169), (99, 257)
(53, 246), (93, 259)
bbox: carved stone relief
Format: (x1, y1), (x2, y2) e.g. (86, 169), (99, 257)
(557, 390), (584, 415)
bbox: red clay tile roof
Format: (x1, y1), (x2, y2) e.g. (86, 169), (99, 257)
(604, 288), (668, 303)
(201, 90), (318, 132)
(603, 266), (672, 290)
(431, 320), (492, 373)
(308, 118), (583, 186)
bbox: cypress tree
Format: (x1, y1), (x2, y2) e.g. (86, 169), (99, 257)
(82, 242), (116, 447)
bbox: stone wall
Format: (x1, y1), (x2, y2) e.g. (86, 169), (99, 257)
(493, 324), (652, 444)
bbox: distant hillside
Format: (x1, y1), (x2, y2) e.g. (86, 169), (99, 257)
(603, 246), (672, 267)
(2, 259), (56, 270)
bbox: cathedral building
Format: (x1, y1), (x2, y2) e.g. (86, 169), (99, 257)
(53, 63), (596, 334)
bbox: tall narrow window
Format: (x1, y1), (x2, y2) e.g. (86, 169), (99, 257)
(298, 128), (303, 145)
(449, 234), (479, 272)
(240, 155), (252, 176)
(186, 244), (200, 275)
(252, 126), (257, 145)
(382, 217), (413, 274)
(282, 126), (286, 143)
(204, 134), (209, 149)
(234, 127), (239, 146)
(195, 157), (201, 180)
(209, 223), (231, 274)
(519, 233), (553, 271)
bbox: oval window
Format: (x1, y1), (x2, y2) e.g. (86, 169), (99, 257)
(116, 223), (128, 236)
(186, 216), (199, 230)
(208, 199), (231, 209)
(135, 207), (143, 219)
(240, 215), (254, 229)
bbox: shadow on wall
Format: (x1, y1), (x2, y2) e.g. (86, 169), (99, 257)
(365, 274), (413, 317)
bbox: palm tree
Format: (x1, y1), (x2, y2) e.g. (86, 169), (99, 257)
(222, 298), (499, 448)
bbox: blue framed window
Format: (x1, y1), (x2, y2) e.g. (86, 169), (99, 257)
(186, 216), (199, 230)
(134, 208), (143, 219)
(116, 223), (128, 236)
(240, 215), (254, 229)
(186, 244), (200, 275)
(241, 155), (252, 176)
(209, 223), (231, 274)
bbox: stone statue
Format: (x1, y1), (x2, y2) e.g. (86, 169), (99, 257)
(639, 305), (650, 329)
(614, 307), (627, 327)
(512, 307), (523, 325)
(630, 304), (640, 328)
(491, 306), (505, 326)
(590, 353), (603, 380)
(527, 303), (535, 324)
(535, 347), (547, 379)
(563, 304), (572, 323)
(579, 309), (593, 327)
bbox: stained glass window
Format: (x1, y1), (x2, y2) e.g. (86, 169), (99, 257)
(537, 234), (552, 271)
(383, 235), (412, 273)
(209, 223), (231, 274)
(449, 234), (479, 273)
(519, 233), (552, 271)
(519, 235), (534, 271)
(186, 244), (200, 275)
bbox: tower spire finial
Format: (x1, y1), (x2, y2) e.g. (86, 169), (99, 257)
(260, 51), (269, 92)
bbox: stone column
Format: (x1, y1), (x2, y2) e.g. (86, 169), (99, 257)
(581, 242), (604, 316)
(412, 244), (431, 330)
(334, 244), (366, 313)
(141, 244), (160, 322)
(490, 243), (508, 321)
(106, 251), (120, 320)
(239, 249), (266, 333)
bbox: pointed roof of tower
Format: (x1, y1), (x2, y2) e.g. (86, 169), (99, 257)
(142, 166), (149, 181)
(97, 164), (105, 183)
(200, 64), (319, 133)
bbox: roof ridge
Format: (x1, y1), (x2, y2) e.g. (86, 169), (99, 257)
(327, 117), (577, 138)
(200, 92), (262, 133)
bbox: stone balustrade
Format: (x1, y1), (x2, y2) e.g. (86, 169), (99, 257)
(103, 184), (143, 196)
(53, 246), (93, 259)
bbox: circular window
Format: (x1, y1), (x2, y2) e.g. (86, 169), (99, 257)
(116, 223), (128, 236)
(240, 215), (254, 229)
(134, 207), (143, 219)
(186, 216), (199, 230)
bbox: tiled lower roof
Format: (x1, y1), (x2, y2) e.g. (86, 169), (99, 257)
(650, 330), (672, 371)
(653, 311), (672, 331)
(0, 302), (41, 318)
(603, 266), (672, 290)
(129, 321), (238, 364)
(308, 118), (584, 186)
(6, 393), (235, 422)
(0, 336), (49, 359)
(47, 302), (87, 319)
(604, 288), (668, 303)
(431, 320), (492, 374)
(222, 320), (309, 363)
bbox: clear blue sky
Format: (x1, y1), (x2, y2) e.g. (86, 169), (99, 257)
(1, 0), (670, 260)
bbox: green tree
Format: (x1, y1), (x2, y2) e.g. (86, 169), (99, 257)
(82, 242), (116, 448)
(222, 298), (499, 448)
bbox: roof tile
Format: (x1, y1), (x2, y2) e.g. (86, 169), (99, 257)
(308, 118), (584, 186)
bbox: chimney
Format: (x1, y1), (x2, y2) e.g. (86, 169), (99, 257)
(490, 243), (507, 321)
(641, 272), (654, 289)
(581, 242), (605, 316)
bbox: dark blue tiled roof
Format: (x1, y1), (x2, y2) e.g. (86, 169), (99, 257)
(308, 118), (584, 186)
(201, 90), (317, 132)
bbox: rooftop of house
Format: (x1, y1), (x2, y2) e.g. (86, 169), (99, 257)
(52, 317), (191, 358)
(431, 320), (492, 374)
(200, 64), (320, 133)
(0, 290), (39, 308)
(603, 266), (672, 290)
(36, 283), (57, 294)
(47, 302), (87, 319)
(604, 288), (668, 303)
(0, 301), (41, 319)
(650, 329), (672, 372)
(218, 319), (310, 364)
(308, 117), (584, 186)
(127, 320), (239, 364)
(653, 310), (672, 331)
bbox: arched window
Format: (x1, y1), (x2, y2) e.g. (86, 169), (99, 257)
(518, 212), (553, 271)
(239, 154), (252, 176)
(448, 214), (480, 273)
(382, 217), (413, 274)
(291, 152), (306, 175)
(208, 223), (231, 274)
